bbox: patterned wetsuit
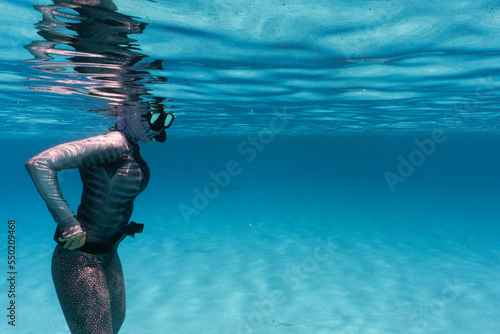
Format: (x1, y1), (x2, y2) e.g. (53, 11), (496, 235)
(25, 130), (149, 334)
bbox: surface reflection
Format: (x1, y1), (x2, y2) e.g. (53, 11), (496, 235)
(24, 0), (169, 122)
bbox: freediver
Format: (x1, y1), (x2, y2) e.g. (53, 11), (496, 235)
(25, 110), (174, 333)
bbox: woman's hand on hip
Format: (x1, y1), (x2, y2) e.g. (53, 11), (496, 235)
(58, 232), (86, 250)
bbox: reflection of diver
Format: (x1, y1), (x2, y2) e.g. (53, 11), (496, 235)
(25, 0), (166, 102)
(26, 111), (174, 333)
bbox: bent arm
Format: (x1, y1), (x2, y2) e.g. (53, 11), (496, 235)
(25, 131), (130, 236)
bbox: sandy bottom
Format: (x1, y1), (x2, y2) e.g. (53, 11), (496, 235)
(3, 185), (499, 334)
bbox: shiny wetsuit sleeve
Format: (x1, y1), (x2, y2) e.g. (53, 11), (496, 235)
(25, 132), (130, 237)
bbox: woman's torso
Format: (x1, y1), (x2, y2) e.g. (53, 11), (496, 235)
(77, 139), (150, 244)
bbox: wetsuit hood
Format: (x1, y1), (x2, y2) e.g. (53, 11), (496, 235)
(116, 111), (155, 144)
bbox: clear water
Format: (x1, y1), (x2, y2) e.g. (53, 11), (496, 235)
(1, 0), (500, 333)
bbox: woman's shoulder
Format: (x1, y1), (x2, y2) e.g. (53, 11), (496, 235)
(87, 131), (131, 150)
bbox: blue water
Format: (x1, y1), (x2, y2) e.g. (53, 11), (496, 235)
(1, 0), (500, 333)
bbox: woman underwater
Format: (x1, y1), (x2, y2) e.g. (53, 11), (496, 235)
(24, 0), (174, 332)
(25, 110), (174, 333)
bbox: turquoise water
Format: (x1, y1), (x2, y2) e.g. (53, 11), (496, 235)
(1, 0), (500, 333)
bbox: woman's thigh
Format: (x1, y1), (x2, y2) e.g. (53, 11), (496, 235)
(104, 252), (126, 333)
(51, 246), (116, 334)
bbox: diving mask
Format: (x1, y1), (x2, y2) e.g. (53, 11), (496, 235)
(142, 111), (175, 142)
